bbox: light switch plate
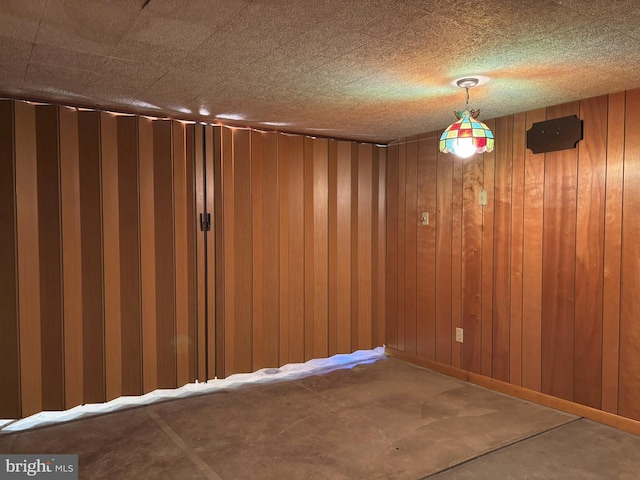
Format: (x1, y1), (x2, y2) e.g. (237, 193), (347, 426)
(478, 189), (488, 206)
(421, 211), (429, 225)
(455, 327), (463, 343)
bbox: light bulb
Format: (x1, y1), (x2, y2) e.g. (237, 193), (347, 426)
(452, 138), (476, 158)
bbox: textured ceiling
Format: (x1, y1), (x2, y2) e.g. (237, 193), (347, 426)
(1, 0), (640, 143)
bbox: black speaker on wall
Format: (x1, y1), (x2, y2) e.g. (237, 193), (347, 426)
(526, 115), (583, 154)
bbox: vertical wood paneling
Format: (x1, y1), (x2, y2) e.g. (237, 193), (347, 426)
(251, 131), (265, 369)
(15, 101), (42, 417)
(481, 119), (496, 377)
(221, 127), (235, 375)
(139, 117), (157, 393)
(0, 101), (20, 418)
(153, 120), (177, 389)
(337, 141), (353, 353)
(173, 121), (190, 386)
(541, 101), (579, 401)
(386, 144), (399, 350)
(435, 150), (452, 364)
(574, 95), (607, 408)
(461, 155), (483, 374)
(193, 125), (206, 381)
(59, 106), (84, 410)
(184, 124), (197, 383)
(509, 112), (526, 386)
(404, 138), (418, 355)
(371, 147), (380, 348)
(208, 126), (219, 378)
(376, 148), (387, 347)
(619, 88), (640, 420)
(416, 134), (437, 360)
(262, 132), (280, 367)
(35, 105), (64, 411)
(251, 131), (280, 369)
(117, 116), (142, 396)
(492, 115), (513, 382)
(521, 109), (545, 392)
(358, 143), (373, 350)
(77, 111), (105, 404)
(451, 156), (463, 369)
(602, 91), (625, 414)
(304, 137), (315, 360)
(287, 135), (305, 364)
(233, 129), (253, 373)
(101, 112), (122, 401)
(313, 139), (329, 357)
(522, 109), (546, 392)
(278, 134), (290, 366)
(396, 141), (406, 351)
(351, 144), (360, 351)
(328, 141), (339, 356)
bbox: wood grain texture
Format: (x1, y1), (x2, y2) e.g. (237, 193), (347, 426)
(184, 124), (197, 383)
(35, 105), (64, 411)
(313, 138), (329, 357)
(357, 143), (373, 350)
(602, 91), (624, 414)
(481, 119), (496, 377)
(350, 144), (359, 351)
(521, 109), (545, 392)
(451, 156), (463, 369)
(371, 147), (380, 348)
(287, 135), (305, 364)
(416, 134), (437, 360)
(209, 126), (219, 378)
(59, 106), (84, 410)
(15, 101), (42, 417)
(116, 116), (142, 396)
(541, 101), (579, 402)
(509, 112), (526, 386)
(193, 125), (206, 381)
(376, 148), (387, 347)
(435, 150), (452, 365)
(233, 128), (253, 373)
(396, 141), (406, 351)
(77, 111), (105, 404)
(0, 101), (20, 418)
(278, 134), (290, 365)
(403, 137), (418, 355)
(492, 115), (513, 382)
(461, 155), (483, 374)
(251, 131), (265, 369)
(304, 137), (315, 361)
(328, 141), (339, 356)
(574, 95), (607, 409)
(619, 88), (640, 420)
(101, 112), (122, 401)
(138, 116), (157, 394)
(221, 127), (235, 376)
(386, 144), (399, 350)
(173, 121), (190, 387)
(153, 120), (177, 389)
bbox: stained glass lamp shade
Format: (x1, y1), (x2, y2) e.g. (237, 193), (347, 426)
(439, 78), (494, 158)
(439, 109), (494, 158)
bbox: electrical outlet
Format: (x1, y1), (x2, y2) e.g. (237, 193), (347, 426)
(455, 327), (463, 343)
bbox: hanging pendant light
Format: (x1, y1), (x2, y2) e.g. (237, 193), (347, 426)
(439, 78), (494, 158)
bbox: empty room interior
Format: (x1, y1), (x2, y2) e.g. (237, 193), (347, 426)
(2, 1), (640, 478)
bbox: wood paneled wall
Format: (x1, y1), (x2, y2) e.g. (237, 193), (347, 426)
(386, 87), (640, 422)
(0, 100), (197, 419)
(214, 127), (387, 377)
(0, 101), (387, 419)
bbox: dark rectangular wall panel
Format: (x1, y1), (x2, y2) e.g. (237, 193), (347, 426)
(77, 111), (105, 405)
(117, 116), (142, 396)
(0, 101), (20, 419)
(35, 105), (64, 411)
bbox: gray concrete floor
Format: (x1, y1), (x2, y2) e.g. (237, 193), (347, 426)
(1, 357), (639, 479)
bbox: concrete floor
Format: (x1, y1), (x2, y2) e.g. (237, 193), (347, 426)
(1, 357), (639, 479)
